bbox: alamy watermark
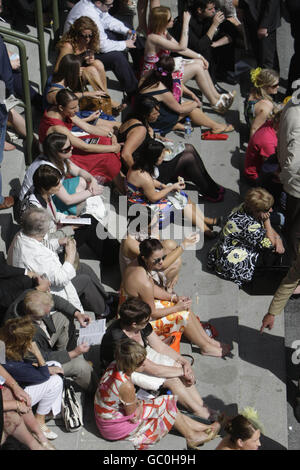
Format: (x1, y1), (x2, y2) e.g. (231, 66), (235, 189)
(291, 80), (300, 104)
(95, 195), (205, 250)
(291, 340), (300, 365)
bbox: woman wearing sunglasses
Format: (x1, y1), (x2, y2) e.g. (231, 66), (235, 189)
(245, 68), (281, 138)
(39, 89), (122, 185)
(55, 16), (107, 96)
(120, 238), (231, 358)
(18, 132), (103, 218)
(142, 7), (235, 115)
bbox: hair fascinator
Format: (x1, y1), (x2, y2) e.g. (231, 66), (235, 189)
(250, 67), (262, 87)
(156, 66), (168, 76)
(240, 407), (264, 433)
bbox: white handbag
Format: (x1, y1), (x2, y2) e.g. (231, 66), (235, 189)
(61, 379), (83, 432)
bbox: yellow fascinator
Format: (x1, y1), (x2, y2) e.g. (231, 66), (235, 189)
(250, 67), (262, 87)
(240, 407), (265, 433)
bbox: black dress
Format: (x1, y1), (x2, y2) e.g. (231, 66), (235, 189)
(118, 121), (223, 199)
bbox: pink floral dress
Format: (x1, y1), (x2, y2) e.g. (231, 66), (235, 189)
(94, 362), (178, 450)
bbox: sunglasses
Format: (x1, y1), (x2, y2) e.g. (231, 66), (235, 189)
(167, 16), (172, 22)
(60, 145), (73, 154)
(81, 33), (93, 39)
(153, 254), (167, 265)
(104, 2), (114, 7)
(270, 83), (279, 88)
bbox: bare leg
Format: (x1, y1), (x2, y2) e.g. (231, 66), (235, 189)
(173, 411), (221, 445)
(86, 61), (108, 93)
(183, 311), (224, 357)
(8, 109), (27, 137)
(183, 199), (214, 234)
(164, 377), (210, 419)
(183, 61), (220, 105)
(22, 411), (49, 445)
(189, 108), (234, 132)
(1, 388), (45, 450)
(161, 239), (182, 290)
(2, 412), (45, 450)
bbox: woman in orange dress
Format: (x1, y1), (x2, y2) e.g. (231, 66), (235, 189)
(120, 238), (231, 358)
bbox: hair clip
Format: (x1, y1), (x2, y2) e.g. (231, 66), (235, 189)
(156, 66), (168, 76)
(250, 67), (262, 87)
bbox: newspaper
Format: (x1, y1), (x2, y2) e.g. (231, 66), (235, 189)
(77, 319), (106, 346)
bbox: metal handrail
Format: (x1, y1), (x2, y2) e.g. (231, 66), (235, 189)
(0, 25), (47, 93)
(0, 35), (33, 165)
(51, 0), (60, 40)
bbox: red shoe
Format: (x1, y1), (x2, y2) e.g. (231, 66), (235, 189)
(202, 131), (228, 141)
(0, 196), (15, 210)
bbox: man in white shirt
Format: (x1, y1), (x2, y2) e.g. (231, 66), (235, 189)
(7, 207), (111, 318)
(64, 0), (138, 97)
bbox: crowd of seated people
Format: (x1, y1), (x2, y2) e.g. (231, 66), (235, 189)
(1, 0), (300, 452)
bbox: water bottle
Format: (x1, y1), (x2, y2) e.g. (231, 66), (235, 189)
(184, 117), (192, 139)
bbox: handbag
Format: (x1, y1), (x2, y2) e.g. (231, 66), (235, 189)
(162, 331), (182, 353)
(61, 378), (83, 432)
(79, 94), (113, 115)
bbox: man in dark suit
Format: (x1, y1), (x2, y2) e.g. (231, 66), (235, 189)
(170, 0), (238, 83)
(238, 0), (281, 71)
(5, 288), (98, 393)
(0, 253), (42, 322)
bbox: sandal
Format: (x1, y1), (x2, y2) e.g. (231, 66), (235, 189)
(211, 124), (234, 134)
(186, 426), (220, 449)
(211, 97), (228, 115)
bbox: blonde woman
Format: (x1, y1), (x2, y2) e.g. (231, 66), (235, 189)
(207, 187), (285, 286)
(142, 6), (235, 114)
(245, 67), (280, 137)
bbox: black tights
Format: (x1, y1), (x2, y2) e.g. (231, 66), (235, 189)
(158, 144), (221, 198)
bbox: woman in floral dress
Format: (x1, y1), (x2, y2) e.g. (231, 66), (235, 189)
(207, 188), (285, 286)
(95, 338), (221, 449)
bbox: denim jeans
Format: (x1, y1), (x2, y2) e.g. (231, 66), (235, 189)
(0, 109), (8, 204)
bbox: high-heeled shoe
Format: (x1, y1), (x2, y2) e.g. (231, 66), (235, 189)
(186, 427), (220, 449)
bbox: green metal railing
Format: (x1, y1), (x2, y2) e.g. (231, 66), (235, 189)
(0, 34), (34, 164)
(0, 0), (61, 164)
